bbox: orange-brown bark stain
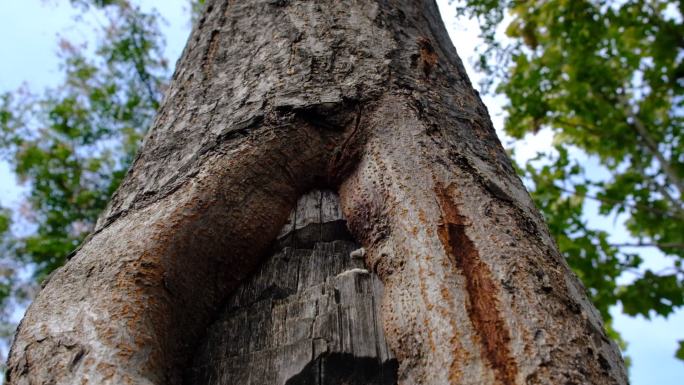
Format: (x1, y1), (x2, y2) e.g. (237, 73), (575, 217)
(418, 209), (434, 237)
(95, 362), (116, 380)
(202, 30), (221, 77)
(435, 182), (518, 385)
(417, 37), (438, 77)
(110, 241), (169, 374)
(440, 284), (466, 383)
(417, 264), (437, 354)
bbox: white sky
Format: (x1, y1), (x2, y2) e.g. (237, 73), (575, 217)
(0, 1), (681, 383)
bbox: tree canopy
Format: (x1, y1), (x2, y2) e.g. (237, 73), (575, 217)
(0, 0), (682, 373)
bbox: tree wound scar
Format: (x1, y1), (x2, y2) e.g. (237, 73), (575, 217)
(417, 37), (438, 77)
(435, 183), (518, 385)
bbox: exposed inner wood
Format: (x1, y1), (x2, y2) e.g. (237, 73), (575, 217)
(187, 190), (396, 385)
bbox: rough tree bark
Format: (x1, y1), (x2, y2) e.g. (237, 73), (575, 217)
(7, 1), (628, 384)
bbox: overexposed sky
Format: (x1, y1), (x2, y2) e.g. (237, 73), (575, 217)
(0, 1), (681, 383)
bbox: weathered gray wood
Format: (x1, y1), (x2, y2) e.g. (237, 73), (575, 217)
(7, 1), (629, 384)
(187, 190), (395, 385)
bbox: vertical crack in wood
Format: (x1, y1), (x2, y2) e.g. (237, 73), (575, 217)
(434, 183), (518, 385)
(202, 30), (221, 78)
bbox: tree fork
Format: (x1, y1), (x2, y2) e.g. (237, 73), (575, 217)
(7, 1), (628, 384)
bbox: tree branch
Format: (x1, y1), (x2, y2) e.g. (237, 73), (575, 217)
(651, 178), (684, 215)
(619, 98), (684, 197)
(126, 13), (159, 108)
(611, 242), (684, 250)
(553, 185), (684, 219)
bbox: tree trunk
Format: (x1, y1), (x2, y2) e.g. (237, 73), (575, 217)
(7, 1), (628, 384)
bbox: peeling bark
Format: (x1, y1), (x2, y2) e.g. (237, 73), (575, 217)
(7, 1), (628, 385)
